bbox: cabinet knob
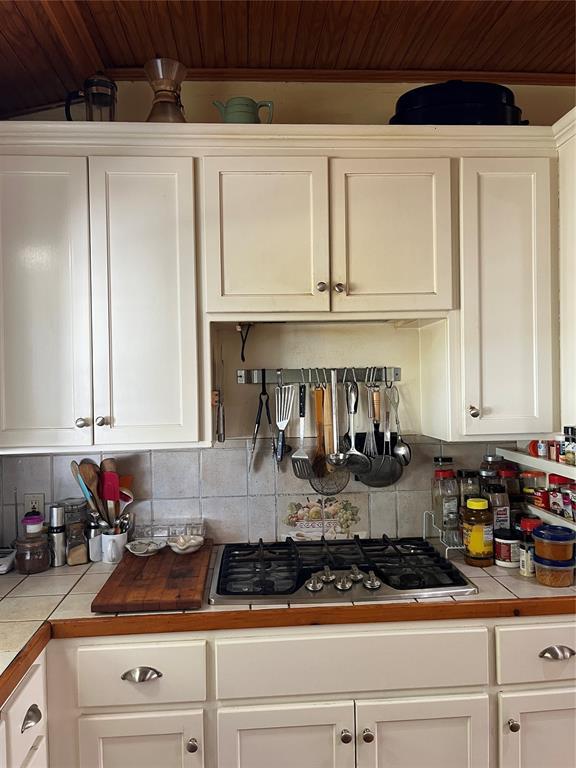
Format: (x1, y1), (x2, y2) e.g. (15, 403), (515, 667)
(316, 281), (328, 292)
(539, 645), (576, 661)
(121, 666), (163, 683)
(362, 728), (375, 743)
(468, 405), (480, 418)
(340, 729), (353, 744)
(507, 719), (521, 733)
(75, 418), (89, 428)
(95, 416), (107, 427)
(21, 704), (42, 734)
(186, 738), (199, 753)
(333, 282), (346, 293)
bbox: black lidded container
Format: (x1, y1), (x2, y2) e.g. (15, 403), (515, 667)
(389, 80), (528, 125)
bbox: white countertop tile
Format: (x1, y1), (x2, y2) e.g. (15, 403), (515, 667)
(0, 651), (18, 675)
(26, 563), (91, 577)
(494, 573), (576, 599)
(49, 593), (105, 620)
(85, 562), (118, 574)
(453, 578), (516, 601)
(290, 602), (354, 608)
(0, 621), (43, 652)
(9, 574), (81, 598)
(70, 573), (111, 594)
(0, 595), (63, 621)
(0, 575), (26, 598)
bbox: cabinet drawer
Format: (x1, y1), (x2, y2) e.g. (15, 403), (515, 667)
(216, 627), (488, 699)
(77, 640), (206, 707)
(2, 663), (47, 768)
(496, 622), (576, 684)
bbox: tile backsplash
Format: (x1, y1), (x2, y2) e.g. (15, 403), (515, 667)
(0, 439), (511, 544)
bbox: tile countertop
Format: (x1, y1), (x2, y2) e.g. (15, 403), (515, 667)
(0, 551), (573, 702)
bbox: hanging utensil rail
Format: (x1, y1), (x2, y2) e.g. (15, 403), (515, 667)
(236, 367), (401, 385)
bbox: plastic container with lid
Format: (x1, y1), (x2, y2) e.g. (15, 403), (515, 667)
(462, 498), (493, 567)
(21, 514), (44, 535)
(520, 470), (547, 502)
(532, 525), (576, 562)
(494, 528), (520, 568)
(534, 555), (575, 587)
(15, 534), (50, 574)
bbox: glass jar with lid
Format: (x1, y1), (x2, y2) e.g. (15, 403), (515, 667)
(462, 498), (494, 567)
(457, 470), (480, 506)
(480, 454), (506, 472)
(520, 470), (546, 502)
(432, 469), (460, 545)
(15, 534), (50, 574)
(498, 469), (521, 500)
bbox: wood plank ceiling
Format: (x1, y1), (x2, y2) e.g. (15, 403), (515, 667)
(0, 0), (574, 118)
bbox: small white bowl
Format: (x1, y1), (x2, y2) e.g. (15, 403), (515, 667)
(126, 539), (166, 557)
(167, 534), (204, 554)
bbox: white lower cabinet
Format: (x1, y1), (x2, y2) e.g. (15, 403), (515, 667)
(78, 709), (204, 768)
(498, 688), (576, 768)
(217, 701), (354, 768)
(356, 694), (489, 768)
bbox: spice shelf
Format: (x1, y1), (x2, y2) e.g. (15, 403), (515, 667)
(497, 448), (576, 481)
(526, 505), (576, 532)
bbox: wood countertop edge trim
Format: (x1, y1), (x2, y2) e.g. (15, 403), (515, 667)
(50, 596), (576, 639)
(0, 622), (51, 708)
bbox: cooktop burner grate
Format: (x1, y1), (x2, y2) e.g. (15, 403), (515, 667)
(215, 536), (472, 598)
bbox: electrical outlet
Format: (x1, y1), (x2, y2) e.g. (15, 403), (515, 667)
(23, 493), (44, 516)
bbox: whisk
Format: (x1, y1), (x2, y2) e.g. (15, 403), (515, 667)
(363, 382), (379, 458)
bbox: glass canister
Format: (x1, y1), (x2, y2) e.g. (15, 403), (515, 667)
(66, 521), (89, 566)
(479, 469), (499, 493)
(520, 471), (546, 502)
(15, 534), (50, 574)
(432, 469), (460, 546)
(480, 454), (506, 472)
(498, 469), (522, 500)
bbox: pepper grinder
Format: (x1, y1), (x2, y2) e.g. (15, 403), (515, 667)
(48, 504), (66, 567)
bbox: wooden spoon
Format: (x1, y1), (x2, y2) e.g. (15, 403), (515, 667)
(79, 460), (107, 521)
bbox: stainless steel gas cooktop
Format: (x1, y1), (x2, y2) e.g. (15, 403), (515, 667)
(208, 536), (477, 605)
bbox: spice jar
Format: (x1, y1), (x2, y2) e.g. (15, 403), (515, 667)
(21, 514), (44, 535)
(494, 528), (521, 568)
(520, 470), (546, 502)
(484, 484), (511, 530)
(457, 470), (480, 506)
(519, 517), (540, 577)
(498, 469), (521, 500)
(462, 498), (493, 567)
(15, 534), (50, 574)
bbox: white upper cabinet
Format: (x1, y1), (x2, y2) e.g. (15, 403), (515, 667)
(460, 158), (554, 435)
(203, 156), (330, 312)
(0, 157), (92, 448)
(331, 158), (454, 312)
(89, 157), (198, 445)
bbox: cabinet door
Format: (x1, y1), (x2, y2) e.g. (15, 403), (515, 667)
(90, 157), (198, 444)
(203, 156), (330, 312)
(499, 688), (576, 768)
(331, 158), (453, 311)
(356, 694), (489, 768)
(460, 158), (554, 435)
(0, 156), (92, 448)
(78, 709), (204, 768)
(218, 701), (355, 768)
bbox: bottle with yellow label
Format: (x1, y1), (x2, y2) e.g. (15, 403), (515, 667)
(462, 498), (494, 567)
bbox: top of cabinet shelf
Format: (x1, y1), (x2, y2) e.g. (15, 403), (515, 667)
(498, 448), (576, 480)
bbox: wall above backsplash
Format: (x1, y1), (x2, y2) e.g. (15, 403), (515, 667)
(16, 81), (575, 126)
(0, 438), (515, 546)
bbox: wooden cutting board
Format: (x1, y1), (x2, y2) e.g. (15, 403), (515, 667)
(91, 540), (213, 613)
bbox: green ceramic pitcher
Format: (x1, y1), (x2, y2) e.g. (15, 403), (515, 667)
(213, 97), (274, 124)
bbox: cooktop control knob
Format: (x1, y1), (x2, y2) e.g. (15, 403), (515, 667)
(321, 565), (336, 583)
(349, 564), (364, 582)
(363, 570), (382, 590)
(305, 574), (324, 592)
(334, 575), (353, 591)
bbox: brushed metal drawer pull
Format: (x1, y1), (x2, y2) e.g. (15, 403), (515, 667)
(539, 645), (576, 661)
(121, 666), (163, 683)
(21, 704), (42, 734)
(186, 738), (199, 753)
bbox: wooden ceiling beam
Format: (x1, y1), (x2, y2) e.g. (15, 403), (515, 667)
(105, 67), (576, 87)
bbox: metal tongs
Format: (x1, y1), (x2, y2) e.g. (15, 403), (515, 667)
(249, 369), (276, 471)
